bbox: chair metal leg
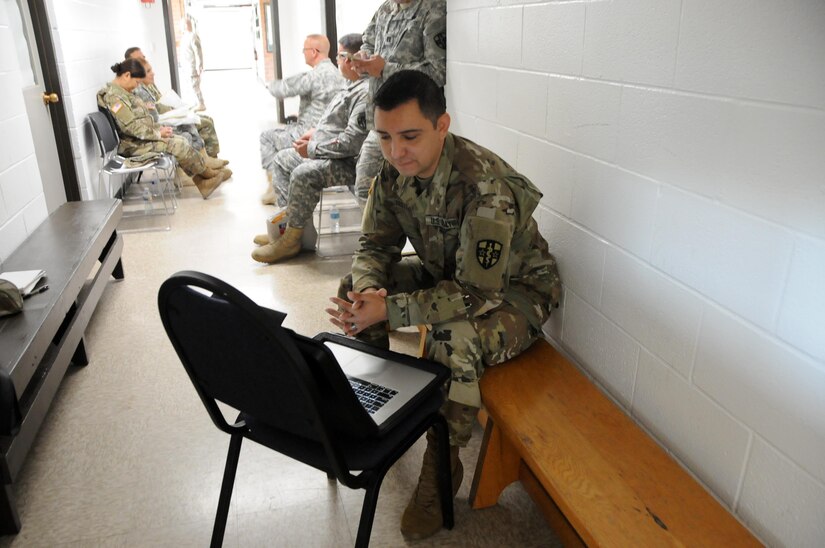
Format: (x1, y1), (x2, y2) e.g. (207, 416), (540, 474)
(355, 474), (385, 548)
(434, 416), (455, 530)
(211, 433), (243, 548)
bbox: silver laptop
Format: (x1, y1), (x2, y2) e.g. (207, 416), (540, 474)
(324, 339), (440, 427)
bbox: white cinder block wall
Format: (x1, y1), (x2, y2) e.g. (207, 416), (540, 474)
(45, 0), (170, 200)
(446, 1), (825, 546)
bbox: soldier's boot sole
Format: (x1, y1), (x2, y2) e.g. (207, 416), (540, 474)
(251, 227), (302, 264)
(192, 171), (225, 199)
(400, 440), (462, 540)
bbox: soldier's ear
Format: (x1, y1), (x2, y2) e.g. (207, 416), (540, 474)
(436, 112), (450, 138)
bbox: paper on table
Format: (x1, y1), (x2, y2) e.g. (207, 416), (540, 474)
(0, 270), (45, 296)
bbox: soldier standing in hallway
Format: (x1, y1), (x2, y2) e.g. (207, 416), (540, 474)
(180, 16), (207, 111)
(97, 59), (229, 199)
(326, 71), (561, 540)
(350, 0), (446, 200)
(252, 33), (370, 264)
(259, 34), (344, 203)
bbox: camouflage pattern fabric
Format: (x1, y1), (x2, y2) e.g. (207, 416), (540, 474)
(97, 82), (205, 176)
(353, 132), (383, 200)
(133, 84), (204, 150)
(144, 83), (220, 156)
(261, 59), (344, 171)
(354, 0), (447, 196)
(271, 77), (369, 227)
(180, 30), (205, 106)
(346, 133), (562, 446)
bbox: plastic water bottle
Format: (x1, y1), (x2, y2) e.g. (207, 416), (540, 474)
(329, 205), (340, 233)
(142, 186), (153, 213)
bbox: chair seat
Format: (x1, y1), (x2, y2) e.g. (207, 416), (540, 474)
(103, 155), (174, 175)
(241, 388), (444, 473)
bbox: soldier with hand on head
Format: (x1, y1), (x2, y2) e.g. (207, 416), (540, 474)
(350, 0), (446, 201)
(252, 33), (370, 264)
(97, 59), (230, 199)
(260, 34), (344, 203)
(326, 71), (561, 541)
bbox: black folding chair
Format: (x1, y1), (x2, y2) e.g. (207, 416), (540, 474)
(157, 271), (453, 547)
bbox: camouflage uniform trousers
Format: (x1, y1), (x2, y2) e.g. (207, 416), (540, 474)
(338, 258), (540, 447)
(260, 123), (310, 172)
(353, 131), (383, 200)
(120, 135), (205, 176)
(190, 71), (205, 106)
(174, 124), (204, 151)
(196, 114), (220, 157)
(273, 148), (356, 228)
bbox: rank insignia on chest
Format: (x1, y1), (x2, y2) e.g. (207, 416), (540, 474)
(476, 239), (502, 270)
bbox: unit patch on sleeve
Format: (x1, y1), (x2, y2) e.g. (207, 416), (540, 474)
(476, 239), (503, 270)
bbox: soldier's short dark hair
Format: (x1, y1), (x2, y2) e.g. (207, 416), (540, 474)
(110, 58), (146, 78)
(338, 33), (363, 54)
(124, 47), (141, 60)
(374, 70), (446, 127)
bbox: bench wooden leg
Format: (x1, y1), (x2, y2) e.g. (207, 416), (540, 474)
(469, 414), (520, 509)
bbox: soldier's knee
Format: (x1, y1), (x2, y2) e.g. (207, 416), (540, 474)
(426, 321), (480, 363)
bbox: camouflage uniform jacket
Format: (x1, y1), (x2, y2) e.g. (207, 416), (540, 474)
(354, 133), (562, 331)
(96, 82), (163, 145)
(267, 59), (343, 128)
(307, 77), (369, 160)
(133, 84), (163, 122)
(362, 0), (446, 124)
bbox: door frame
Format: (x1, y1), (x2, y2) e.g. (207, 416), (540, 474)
(26, 0), (81, 202)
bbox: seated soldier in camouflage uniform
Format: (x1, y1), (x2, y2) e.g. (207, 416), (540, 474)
(326, 71), (562, 540)
(97, 59), (229, 199)
(125, 47), (228, 166)
(251, 33), (369, 264)
(132, 60), (230, 188)
(259, 34), (343, 203)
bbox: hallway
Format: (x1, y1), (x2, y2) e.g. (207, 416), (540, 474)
(1, 69), (558, 547)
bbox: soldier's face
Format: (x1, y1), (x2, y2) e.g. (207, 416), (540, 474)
(143, 64), (155, 85)
(375, 99), (450, 178)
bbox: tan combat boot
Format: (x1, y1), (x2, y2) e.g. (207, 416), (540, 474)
(176, 166), (195, 187)
(192, 169), (225, 199)
(253, 234), (271, 246)
(200, 148), (229, 168)
(261, 187), (277, 205)
(400, 428), (463, 540)
(220, 167), (233, 180)
(251, 226), (303, 264)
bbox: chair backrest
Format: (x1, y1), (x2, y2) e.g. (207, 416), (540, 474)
(157, 271), (378, 446)
(88, 111), (119, 157)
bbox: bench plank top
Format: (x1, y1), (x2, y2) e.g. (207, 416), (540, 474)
(480, 339), (759, 547)
(0, 199), (121, 395)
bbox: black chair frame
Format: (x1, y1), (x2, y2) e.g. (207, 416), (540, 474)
(158, 271), (454, 547)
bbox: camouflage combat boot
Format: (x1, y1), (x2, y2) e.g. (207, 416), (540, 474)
(192, 169), (225, 199)
(400, 428), (462, 540)
(251, 226), (302, 264)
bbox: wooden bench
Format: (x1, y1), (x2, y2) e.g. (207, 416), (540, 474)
(0, 199), (123, 534)
(469, 338), (760, 546)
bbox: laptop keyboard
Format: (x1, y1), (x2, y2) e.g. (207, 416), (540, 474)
(348, 377), (398, 415)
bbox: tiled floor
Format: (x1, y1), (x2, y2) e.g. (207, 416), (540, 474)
(1, 69), (560, 547)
